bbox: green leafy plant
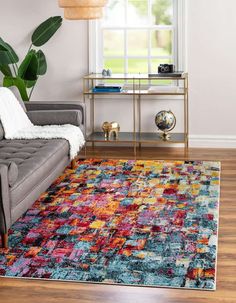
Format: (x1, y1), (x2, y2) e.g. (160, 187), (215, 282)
(0, 16), (63, 101)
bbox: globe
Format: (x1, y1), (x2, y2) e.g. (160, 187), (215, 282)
(155, 110), (176, 140)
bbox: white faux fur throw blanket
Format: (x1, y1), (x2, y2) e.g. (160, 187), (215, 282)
(0, 87), (85, 160)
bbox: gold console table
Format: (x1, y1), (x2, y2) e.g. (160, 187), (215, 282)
(83, 73), (189, 155)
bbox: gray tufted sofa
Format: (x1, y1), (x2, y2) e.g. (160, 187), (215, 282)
(0, 100), (85, 248)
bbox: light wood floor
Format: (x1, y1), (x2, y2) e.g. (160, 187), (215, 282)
(0, 147), (235, 303)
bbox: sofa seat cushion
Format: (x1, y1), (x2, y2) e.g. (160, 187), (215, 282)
(0, 139), (69, 207)
(0, 160), (18, 187)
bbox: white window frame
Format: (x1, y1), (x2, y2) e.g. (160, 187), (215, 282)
(89, 0), (187, 74)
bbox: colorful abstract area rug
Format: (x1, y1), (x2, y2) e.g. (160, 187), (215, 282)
(0, 159), (220, 290)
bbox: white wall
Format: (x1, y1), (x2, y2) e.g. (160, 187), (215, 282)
(187, 0), (236, 146)
(1, 0), (236, 147)
(0, 0), (88, 101)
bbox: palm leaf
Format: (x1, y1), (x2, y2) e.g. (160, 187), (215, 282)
(18, 50), (38, 81)
(31, 16), (62, 47)
(0, 38), (19, 65)
(25, 80), (36, 88)
(0, 64), (12, 76)
(36, 50), (47, 75)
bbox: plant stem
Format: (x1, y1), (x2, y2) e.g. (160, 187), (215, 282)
(11, 63), (17, 77)
(6, 52), (18, 76)
(29, 84), (36, 100)
(27, 44), (33, 53)
(14, 63), (18, 72)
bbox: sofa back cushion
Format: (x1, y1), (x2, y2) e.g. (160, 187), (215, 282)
(0, 122), (4, 140)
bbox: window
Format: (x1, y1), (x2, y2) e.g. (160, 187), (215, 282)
(90, 0), (184, 74)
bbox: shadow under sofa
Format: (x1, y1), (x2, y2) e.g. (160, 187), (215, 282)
(0, 101), (85, 248)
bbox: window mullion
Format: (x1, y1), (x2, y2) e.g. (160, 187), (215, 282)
(124, 28), (128, 74)
(148, 0), (152, 24)
(147, 30), (151, 74)
(104, 56), (172, 60)
(148, 0), (152, 74)
(173, 0), (179, 69)
(124, 0), (128, 74)
(102, 25), (173, 30)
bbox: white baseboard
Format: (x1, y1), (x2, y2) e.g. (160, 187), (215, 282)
(189, 135), (236, 148)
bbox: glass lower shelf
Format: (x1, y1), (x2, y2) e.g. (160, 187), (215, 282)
(86, 132), (187, 144)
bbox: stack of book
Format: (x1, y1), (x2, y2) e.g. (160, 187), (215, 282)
(92, 85), (123, 93)
(148, 71), (184, 78)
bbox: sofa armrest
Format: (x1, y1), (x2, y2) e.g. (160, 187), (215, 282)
(0, 165), (11, 234)
(25, 101), (85, 124)
(27, 110), (82, 127)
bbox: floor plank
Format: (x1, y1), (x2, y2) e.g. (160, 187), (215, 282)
(0, 147), (235, 303)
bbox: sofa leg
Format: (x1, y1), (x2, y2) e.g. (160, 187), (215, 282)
(71, 159), (76, 169)
(1, 233), (8, 249)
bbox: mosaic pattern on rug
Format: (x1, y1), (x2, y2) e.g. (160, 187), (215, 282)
(0, 159), (220, 290)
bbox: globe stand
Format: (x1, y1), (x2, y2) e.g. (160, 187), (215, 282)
(155, 110), (176, 142)
(160, 132), (171, 141)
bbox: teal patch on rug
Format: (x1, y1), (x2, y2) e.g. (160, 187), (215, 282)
(0, 159), (221, 290)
